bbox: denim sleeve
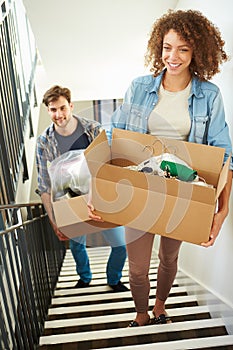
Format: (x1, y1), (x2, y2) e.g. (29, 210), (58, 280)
(207, 90), (233, 169)
(107, 106), (126, 144)
(108, 85), (133, 142)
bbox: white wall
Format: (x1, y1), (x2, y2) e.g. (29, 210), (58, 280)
(174, 0), (233, 309)
(22, 0), (178, 101)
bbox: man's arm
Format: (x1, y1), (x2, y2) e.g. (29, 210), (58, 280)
(41, 192), (69, 241)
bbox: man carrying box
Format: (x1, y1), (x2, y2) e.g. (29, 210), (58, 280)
(36, 85), (128, 292)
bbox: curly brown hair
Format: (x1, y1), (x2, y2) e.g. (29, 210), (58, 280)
(145, 9), (228, 81)
(42, 85), (71, 106)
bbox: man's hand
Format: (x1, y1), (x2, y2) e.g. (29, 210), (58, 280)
(87, 202), (104, 222)
(56, 229), (69, 241)
(51, 222), (69, 241)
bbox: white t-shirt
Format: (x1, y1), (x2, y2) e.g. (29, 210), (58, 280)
(148, 82), (191, 140)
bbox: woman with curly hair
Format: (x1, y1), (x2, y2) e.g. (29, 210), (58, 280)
(89, 9), (233, 326)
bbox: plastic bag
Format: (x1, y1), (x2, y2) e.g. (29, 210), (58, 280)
(48, 150), (91, 201)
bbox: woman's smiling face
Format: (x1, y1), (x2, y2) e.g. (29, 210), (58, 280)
(162, 29), (193, 77)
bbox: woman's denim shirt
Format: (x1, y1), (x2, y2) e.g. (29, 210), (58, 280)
(111, 71), (233, 169)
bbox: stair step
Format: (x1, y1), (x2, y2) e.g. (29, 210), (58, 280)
(55, 275), (196, 291)
(57, 267), (158, 282)
(51, 286), (188, 306)
(43, 313), (212, 336)
(39, 318), (230, 347)
(94, 335), (233, 349)
(47, 294), (199, 316)
(44, 304), (225, 329)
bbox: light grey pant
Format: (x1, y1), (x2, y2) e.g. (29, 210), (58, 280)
(126, 228), (182, 313)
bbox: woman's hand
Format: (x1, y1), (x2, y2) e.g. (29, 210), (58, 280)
(201, 209), (228, 247)
(201, 170), (232, 248)
(87, 202), (104, 222)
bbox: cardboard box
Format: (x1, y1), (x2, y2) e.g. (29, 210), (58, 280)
(85, 128), (230, 245)
(52, 194), (117, 238)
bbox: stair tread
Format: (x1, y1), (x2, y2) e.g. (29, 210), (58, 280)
(44, 304), (227, 329)
(93, 335), (233, 349)
(51, 286), (188, 305)
(39, 318), (228, 345)
(48, 294), (200, 316)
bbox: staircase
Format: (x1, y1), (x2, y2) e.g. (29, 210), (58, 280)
(39, 246), (233, 349)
